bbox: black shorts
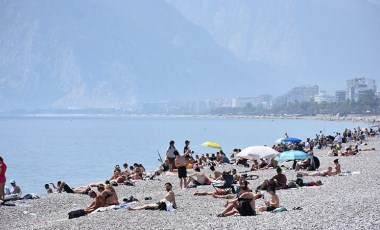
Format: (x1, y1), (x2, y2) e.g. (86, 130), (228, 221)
(168, 157), (175, 164)
(178, 166), (187, 178)
(266, 205), (276, 212)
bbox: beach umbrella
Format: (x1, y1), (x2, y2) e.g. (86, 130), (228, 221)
(237, 146), (279, 160)
(281, 137), (302, 143)
(274, 150), (310, 162)
(201, 141), (222, 149)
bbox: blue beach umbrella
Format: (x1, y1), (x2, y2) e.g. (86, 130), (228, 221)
(281, 137), (302, 143)
(274, 150), (310, 162)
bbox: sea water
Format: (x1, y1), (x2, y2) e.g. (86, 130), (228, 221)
(0, 116), (367, 194)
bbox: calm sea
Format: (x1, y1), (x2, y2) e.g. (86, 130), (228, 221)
(0, 116), (366, 195)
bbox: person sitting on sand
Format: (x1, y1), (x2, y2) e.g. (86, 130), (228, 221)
(294, 151), (313, 171)
(110, 168), (126, 184)
(186, 167), (211, 187)
(297, 166), (333, 177)
(231, 168), (240, 183)
(7, 180), (22, 196)
(101, 184), (119, 206)
(122, 163), (130, 177)
(45, 184), (53, 194)
(210, 165), (223, 180)
(257, 186), (280, 212)
(333, 159), (341, 175)
(264, 158), (278, 169)
(250, 159), (259, 171)
(84, 190), (105, 214)
(258, 167), (287, 190)
(216, 185), (256, 217)
(258, 158), (268, 169)
(128, 182), (177, 211)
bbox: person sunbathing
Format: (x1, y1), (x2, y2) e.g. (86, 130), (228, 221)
(84, 190), (105, 214)
(264, 158), (278, 169)
(333, 159), (341, 175)
(297, 166), (333, 177)
(186, 167), (211, 187)
(101, 184), (119, 206)
(52, 181), (90, 194)
(258, 167), (287, 190)
(209, 165), (223, 180)
(216, 185), (256, 217)
(257, 186), (280, 212)
(128, 182), (176, 211)
(110, 168), (126, 183)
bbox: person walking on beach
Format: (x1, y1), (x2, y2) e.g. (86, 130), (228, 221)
(166, 140), (177, 172)
(0, 156), (7, 202)
(128, 182), (177, 211)
(174, 150), (188, 189)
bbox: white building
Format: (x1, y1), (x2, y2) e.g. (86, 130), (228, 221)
(347, 77), (376, 101)
(314, 91), (335, 103)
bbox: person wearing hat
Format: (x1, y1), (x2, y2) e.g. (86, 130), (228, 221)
(84, 189), (105, 214)
(9, 180), (22, 196)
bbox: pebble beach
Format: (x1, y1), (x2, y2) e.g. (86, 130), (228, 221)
(1, 137), (380, 229)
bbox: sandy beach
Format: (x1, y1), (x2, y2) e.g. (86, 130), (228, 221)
(1, 135), (380, 229)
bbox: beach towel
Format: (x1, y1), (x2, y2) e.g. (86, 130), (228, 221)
(272, 206), (287, 212)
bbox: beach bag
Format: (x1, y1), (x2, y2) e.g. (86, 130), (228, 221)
(68, 209), (87, 219)
(313, 156), (320, 169)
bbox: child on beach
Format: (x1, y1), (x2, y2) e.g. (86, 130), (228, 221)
(257, 186), (280, 212)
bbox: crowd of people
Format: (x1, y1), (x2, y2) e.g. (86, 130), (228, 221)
(0, 125), (378, 219)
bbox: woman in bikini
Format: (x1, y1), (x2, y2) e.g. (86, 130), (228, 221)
(216, 185), (256, 217)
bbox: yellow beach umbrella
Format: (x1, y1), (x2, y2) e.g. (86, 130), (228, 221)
(201, 141), (222, 149)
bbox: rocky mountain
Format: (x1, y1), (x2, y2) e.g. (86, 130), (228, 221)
(0, 0), (379, 110)
(167, 0), (380, 93)
(0, 0), (261, 110)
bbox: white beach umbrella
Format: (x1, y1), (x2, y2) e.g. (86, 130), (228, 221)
(237, 146), (280, 160)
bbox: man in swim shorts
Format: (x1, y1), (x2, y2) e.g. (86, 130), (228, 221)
(128, 182), (177, 211)
(174, 150), (187, 189)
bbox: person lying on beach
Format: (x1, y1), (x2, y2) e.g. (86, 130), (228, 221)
(297, 166), (333, 177)
(186, 167), (211, 187)
(258, 167), (287, 190)
(84, 190), (105, 214)
(216, 185), (256, 217)
(45, 184), (53, 194)
(128, 182), (177, 211)
(53, 181), (90, 194)
(209, 165), (223, 180)
(257, 186), (280, 212)
(258, 158), (268, 169)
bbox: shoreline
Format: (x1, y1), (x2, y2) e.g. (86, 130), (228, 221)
(1, 136), (380, 229)
(1, 113), (379, 124)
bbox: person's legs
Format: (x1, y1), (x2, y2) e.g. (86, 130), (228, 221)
(259, 180), (269, 190)
(257, 206), (267, 212)
(129, 203), (158, 210)
(295, 163), (301, 171)
(0, 182), (5, 201)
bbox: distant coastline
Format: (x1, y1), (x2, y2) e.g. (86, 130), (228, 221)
(1, 113), (379, 125)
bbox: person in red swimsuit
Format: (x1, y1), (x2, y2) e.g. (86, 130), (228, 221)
(0, 156), (7, 202)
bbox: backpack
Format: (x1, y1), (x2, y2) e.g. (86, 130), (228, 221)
(68, 209), (87, 219)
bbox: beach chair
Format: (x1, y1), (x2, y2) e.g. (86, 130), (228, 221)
(212, 173), (235, 194)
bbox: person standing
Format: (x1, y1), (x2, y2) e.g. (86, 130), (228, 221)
(184, 140), (191, 156)
(0, 156), (7, 202)
(166, 140), (177, 172)
(174, 150), (187, 189)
